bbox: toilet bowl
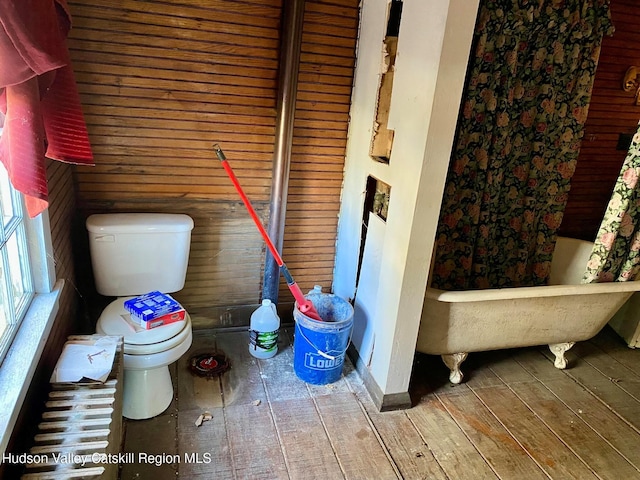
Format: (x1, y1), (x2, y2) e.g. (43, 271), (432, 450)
(96, 297), (193, 420)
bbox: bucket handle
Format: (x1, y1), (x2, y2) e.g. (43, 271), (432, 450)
(296, 323), (353, 361)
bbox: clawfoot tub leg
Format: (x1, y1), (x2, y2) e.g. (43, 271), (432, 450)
(549, 342), (575, 369)
(441, 353), (468, 384)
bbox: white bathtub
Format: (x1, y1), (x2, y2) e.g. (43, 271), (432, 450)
(416, 237), (640, 383)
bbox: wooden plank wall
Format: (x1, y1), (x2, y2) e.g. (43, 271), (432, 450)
(47, 161), (81, 336)
(560, 0), (640, 241)
(281, 0), (359, 302)
(67, 0), (358, 325)
(68, 0), (280, 320)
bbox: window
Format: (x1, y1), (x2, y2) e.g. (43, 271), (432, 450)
(0, 152), (59, 455)
(0, 165), (35, 364)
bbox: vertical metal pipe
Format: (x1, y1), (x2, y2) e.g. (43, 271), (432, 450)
(263, 0), (306, 303)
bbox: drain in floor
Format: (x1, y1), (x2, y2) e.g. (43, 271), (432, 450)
(189, 352), (231, 377)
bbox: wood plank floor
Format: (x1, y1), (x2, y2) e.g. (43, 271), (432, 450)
(119, 326), (640, 479)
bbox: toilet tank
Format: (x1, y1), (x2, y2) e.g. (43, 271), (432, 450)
(86, 213), (194, 296)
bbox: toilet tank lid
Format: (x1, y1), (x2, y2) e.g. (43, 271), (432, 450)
(87, 213), (194, 234)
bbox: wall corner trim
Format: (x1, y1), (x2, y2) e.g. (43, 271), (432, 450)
(347, 344), (411, 412)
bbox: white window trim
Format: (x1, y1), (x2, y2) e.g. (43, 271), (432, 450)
(24, 208), (56, 293)
(0, 208), (62, 454)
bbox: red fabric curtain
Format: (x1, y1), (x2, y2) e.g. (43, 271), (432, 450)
(0, 0), (93, 217)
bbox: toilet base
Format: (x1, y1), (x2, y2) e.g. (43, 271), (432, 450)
(123, 366), (174, 420)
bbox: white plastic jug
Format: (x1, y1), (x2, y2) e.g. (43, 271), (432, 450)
(249, 299), (280, 359)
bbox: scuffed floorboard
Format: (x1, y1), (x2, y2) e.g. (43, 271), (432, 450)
(120, 326), (640, 479)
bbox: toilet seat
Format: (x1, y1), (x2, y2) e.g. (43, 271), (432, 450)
(97, 297), (192, 355)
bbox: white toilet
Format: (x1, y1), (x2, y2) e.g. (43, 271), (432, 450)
(86, 213), (194, 420)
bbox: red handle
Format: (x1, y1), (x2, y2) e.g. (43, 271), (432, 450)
(218, 156), (284, 267)
(214, 144), (324, 321)
(288, 281), (323, 322)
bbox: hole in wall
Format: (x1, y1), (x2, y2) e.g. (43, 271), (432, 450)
(355, 176), (391, 289)
(370, 0), (402, 164)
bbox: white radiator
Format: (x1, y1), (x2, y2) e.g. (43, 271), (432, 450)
(21, 336), (124, 480)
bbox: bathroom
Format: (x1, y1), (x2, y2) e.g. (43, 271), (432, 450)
(2, 0), (640, 478)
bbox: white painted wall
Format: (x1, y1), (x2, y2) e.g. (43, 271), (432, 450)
(351, 214), (385, 366)
(333, 0), (480, 396)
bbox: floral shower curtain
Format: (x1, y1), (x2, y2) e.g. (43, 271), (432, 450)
(583, 126), (640, 283)
(431, 0), (613, 291)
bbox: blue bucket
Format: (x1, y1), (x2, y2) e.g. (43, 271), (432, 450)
(293, 289), (354, 385)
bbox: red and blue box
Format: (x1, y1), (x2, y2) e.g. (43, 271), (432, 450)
(124, 291), (186, 329)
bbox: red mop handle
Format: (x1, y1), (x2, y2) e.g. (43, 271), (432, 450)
(214, 146), (282, 266)
(213, 144), (323, 321)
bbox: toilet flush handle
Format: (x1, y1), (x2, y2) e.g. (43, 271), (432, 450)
(93, 234), (115, 242)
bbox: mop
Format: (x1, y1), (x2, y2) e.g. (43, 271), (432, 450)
(213, 144), (324, 322)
